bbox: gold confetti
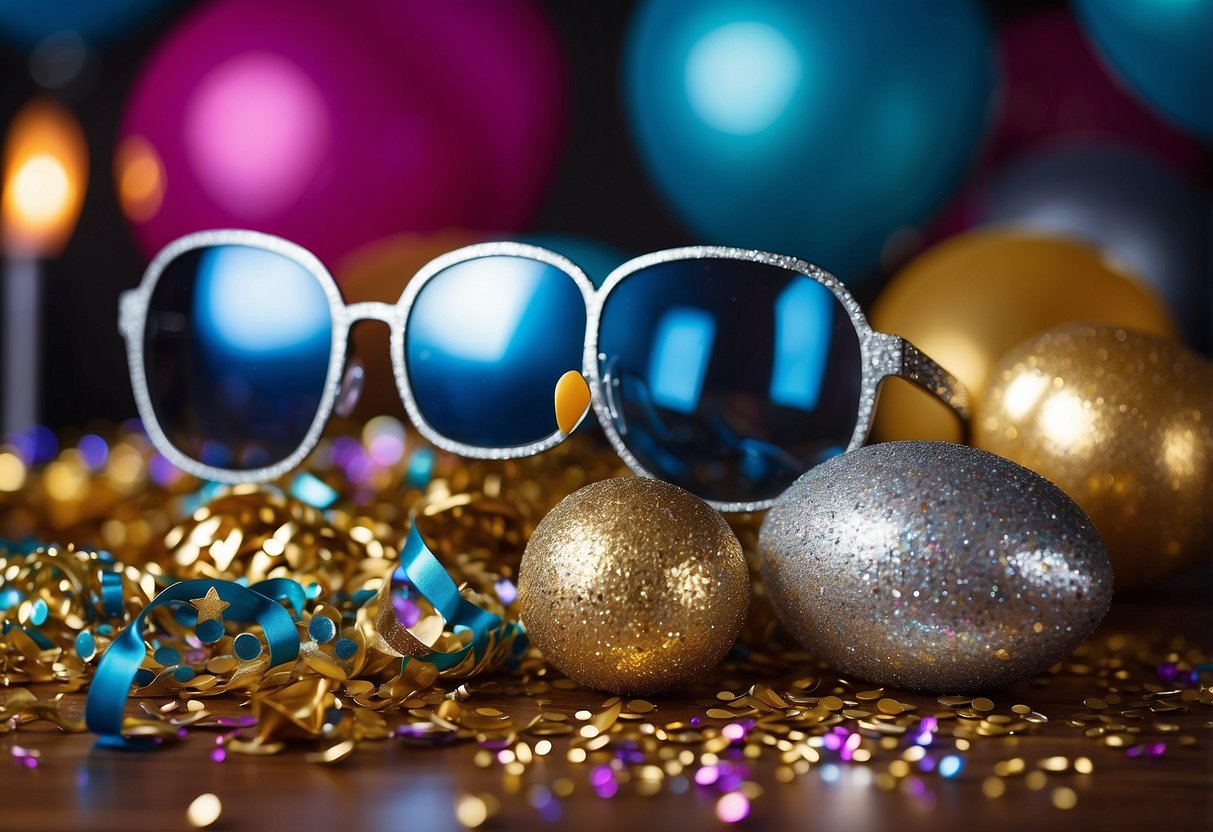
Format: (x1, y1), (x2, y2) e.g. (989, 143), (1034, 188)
(454, 794), (490, 829)
(981, 777), (1006, 799)
(1051, 787), (1078, 810)
(187, 794), (222, 828)
(1, 423), (1210, 818)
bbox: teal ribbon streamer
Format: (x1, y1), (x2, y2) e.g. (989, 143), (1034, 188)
(395, 525), (526, 670)
(247, 577), (306, 620)
(85, 579), (300, 745)
(99, 570), (124, 620)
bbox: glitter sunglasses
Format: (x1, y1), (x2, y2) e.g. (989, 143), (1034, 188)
(119, 229), (969, 512)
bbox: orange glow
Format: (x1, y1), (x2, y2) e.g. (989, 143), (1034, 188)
(115, 134), (165, 223)
(1, 98), (88, 257)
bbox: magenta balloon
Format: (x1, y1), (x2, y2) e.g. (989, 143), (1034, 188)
(120, 0), (483, 266)
(344, 0), (568, 231)
(987, 9), (1205, 174)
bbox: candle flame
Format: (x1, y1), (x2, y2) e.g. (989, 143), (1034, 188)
(2, 98), (88, 257)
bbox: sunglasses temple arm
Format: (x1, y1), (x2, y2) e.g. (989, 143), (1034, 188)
(893, 338), (972, 441)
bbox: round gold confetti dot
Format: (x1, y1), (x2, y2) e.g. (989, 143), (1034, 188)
(982, 777), (1006, 799)
(1083, 697), (1107, 710)
(187, 794), (222, 829)
(1039, 756), (1069, 772)
(455, 794), (489, 829)
(876, 698), (903, 715)
(1051, 787), (1078, 810)
(1074, 757), (1094, 774)
(971, 697), (995, 712)
(628, 699), (655, 713)
(820, 696), (844, 711)
(1025, 771), (1048, 791)
(993, 758), (1026, 777)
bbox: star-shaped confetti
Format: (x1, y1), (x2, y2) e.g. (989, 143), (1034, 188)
(189, 587), (231, 623)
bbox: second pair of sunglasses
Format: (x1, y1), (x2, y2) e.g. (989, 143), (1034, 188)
(119, 230), (969, 512)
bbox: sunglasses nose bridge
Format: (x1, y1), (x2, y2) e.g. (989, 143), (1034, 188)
(344, 301), (400, 328)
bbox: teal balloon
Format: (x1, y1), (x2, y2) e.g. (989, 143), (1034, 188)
(623, 0), (994, 283)
(0, 0), (179, 48)
(1073, 0), (1213, 144)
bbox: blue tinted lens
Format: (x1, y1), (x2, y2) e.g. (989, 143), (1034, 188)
(597, 258), (862, 504)
(143, 245), (333, 471)
(405, 255), (587, 448)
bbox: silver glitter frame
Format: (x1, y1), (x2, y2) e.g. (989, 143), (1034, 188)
(120, 230), (969, 513)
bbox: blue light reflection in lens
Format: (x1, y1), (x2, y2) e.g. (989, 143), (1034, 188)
(195, 246), (330, 357)
(770, 277), (832, 410)
(648, 307), (716, 413)
(406, 256), (586, 448)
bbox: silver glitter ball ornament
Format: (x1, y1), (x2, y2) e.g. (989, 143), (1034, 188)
(758, 441), (1113, 691)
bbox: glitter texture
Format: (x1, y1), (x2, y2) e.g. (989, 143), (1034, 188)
(975, 325), (1213, 591)
(758, 441), (1113, 691)
(518, 477), (749, 695)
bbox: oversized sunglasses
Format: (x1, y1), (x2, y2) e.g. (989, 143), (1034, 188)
(119, 229), (969, 512)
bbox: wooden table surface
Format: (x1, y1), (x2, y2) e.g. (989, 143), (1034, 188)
(2, 568), (1210, 832)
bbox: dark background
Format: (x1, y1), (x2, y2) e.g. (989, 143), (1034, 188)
(0, 0), (1179, 430)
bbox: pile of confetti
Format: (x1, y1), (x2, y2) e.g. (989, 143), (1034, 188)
(1, 421), (1210, 825)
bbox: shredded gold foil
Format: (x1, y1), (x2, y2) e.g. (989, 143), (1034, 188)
(0, 422), (1209, 818)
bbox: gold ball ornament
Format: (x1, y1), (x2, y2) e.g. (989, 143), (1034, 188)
(517, 477), (749, 694)
(870, 230), (1176, 443)
(975, 325), (1213, 590)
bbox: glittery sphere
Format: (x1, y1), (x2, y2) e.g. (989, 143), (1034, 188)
(870, 230), (1175, 444)
(518, 477), (749, 694)
(759, 442), (1112, 692)
(975, 325), (1213, 591)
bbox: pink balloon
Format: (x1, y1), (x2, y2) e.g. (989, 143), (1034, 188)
(119, 0), (566, 266)
(343, 0), (568, 231)
(987, 9), (1207, 174)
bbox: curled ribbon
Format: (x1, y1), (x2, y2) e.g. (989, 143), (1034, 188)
(85, 579), (301, 746)
(374, 524), (526, 672)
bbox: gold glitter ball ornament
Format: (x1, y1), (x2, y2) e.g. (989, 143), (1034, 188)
(869, 230), (1175, 444)
(975, 325), (1213, 590)
(517, 477), (749, 695)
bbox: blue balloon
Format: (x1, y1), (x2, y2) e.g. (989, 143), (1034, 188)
(623, 0), (995, 284)
(979, 142), (1212, 350)
(1073, 0), (1213, 144)
(0, 0), (178, 49)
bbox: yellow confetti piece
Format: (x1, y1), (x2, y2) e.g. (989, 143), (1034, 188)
(187, 794), (222, 828)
